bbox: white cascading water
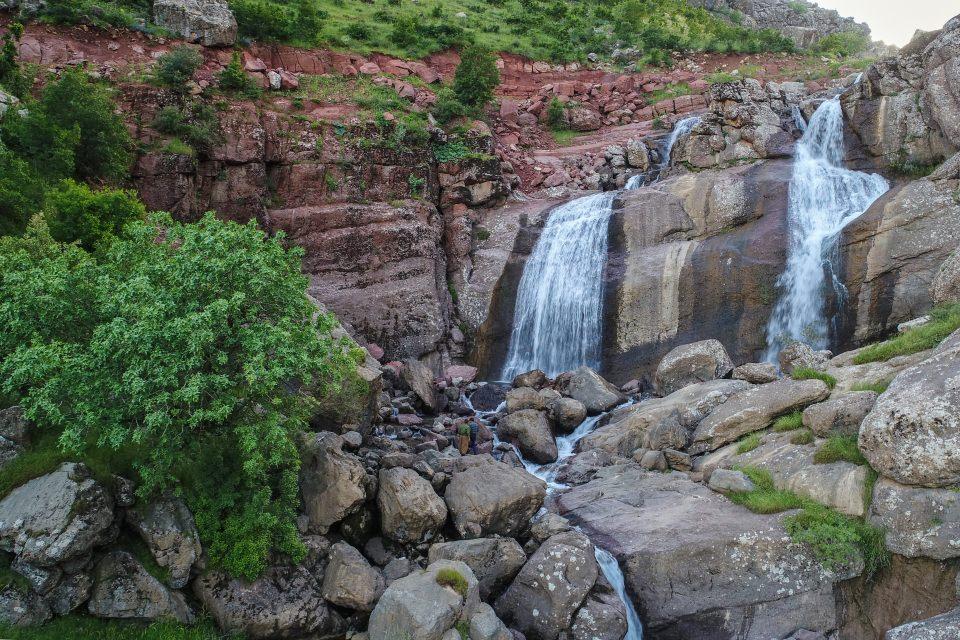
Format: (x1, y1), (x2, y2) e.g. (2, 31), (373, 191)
(501, 191), (617, 380)
(764, 98), (889, 360)
(626, 115), (701, 189)
(596, 547), (645, 640)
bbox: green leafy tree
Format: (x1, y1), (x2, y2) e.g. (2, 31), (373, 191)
(0, 213), (361, 578)
(0, 22), (27, 97)
(452, 44), (500, 108)
(44, 179), (145, 250)
(0, 146), (46, 236)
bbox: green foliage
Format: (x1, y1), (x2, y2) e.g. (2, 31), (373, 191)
(0, 22), (29, 98)
(790, 429), (814, 445)
(26, 0), (149, 30)
(436, 567), (469, 596)
(787, 1), (808, 13)
(434, 141), (471, 163)
(455, 620), (470, 640)
(728, 466), (804, 513)
(705, 71), (738, 84)
(772, 411), (804, 432)
(854, 304), (960, 364)
(230, 0), (326, 43)
(217, 50), (262, 99)
(432, 87), (469, 125)
(0, 145), (46, 237)
(736, 432), (762, 454)
(850, 378), (891, 394)
(0, 214), (359, 579)
(45, 180), (145, 251)
(154, 46), (204, 90)
(0, 615), (231, 640)
(452, 45), (500, 109)
(791, 367), (837, 389)
(813, 31), (871, 58)
(889, 157), (940, 179)
(546, 97), (566, 128)
(474, 226), (491, 242)
(152, 103), (223, 154)
(814, 435), (868, 465)
(550, 129), (579, 146)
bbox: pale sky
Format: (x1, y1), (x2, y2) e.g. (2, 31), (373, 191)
(816, 0), (957, 46)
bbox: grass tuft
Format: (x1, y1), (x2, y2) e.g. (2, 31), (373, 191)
(853, 304), (960, 365)
(736, 432), (763, 454)
(850, 379), (891, 394)
(727, 466), (804, 513)
(790, 429), (814, 445)
(814, 435), (867, 466)
(772, 411), (804, 432)
(436, 567), (469, 597)
(791, 367), (837, 389)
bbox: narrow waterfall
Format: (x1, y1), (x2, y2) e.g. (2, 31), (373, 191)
(501, 192), (617, 380)
(596, 547), (645, 640)
(626, 115), (701, 189)
(764, 98), (889, 360)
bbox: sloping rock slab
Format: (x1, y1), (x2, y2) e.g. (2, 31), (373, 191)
(886, 606), (960, 639)
(557, 465), (854, 639)
(869, 477), (960, 560)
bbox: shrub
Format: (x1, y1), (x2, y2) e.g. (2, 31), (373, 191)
(772, 411), (804, 432)
(791, 367), (837, 389)
(44, 180), (145, 251)
(854, 304), (960, 364)
(152, 103), (223, 154)
(0, 22), (28, 98)
(813, 31), (871, 57)
(814, 436), (868, 465)
(230, 0), (324, 43)
(452, 44), (500, 108)
(217, 50), (261, 99)
(0, 146), (46, 237)
(546, 97), (566, 129)
(736, 432), (762, 454)
(0, 213), (360, 579)
(390, 14), (418, 48)
(432, 87), (469, 124)
(790, 429), (814, 445)
(154, 46), (204, 90)
(436, 568), (469, 596)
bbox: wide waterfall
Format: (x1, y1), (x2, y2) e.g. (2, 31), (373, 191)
(626, 115), (701, 189)
(764, 98), (888, 360)
(501, 191), (617, 380)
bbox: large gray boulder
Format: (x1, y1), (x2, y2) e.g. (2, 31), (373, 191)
(152, 0), (237, 46)
(0, 463), (115, 566)
(300, 432), (368, 532)
(378, 467), (448, 543)
(886, 607), (960, 639)
(367, 560), (480, 640)
(0, 585), (51, 627)
(126, 495), (201, 589)
(548, 397), (587, 433)
(558, 466), (857, 639)
(571, 589), (628, 640)
(495, 530), (598, 640)
(402, 358), (442, 414)
(469, 602), (513, 640)
(733, 362), (779, 384)
(496, 409), (557, 464)
(654, 339), (734, 396)
(561, 367), (625, 414)
(428, 537), (527, 599)
(88, 551), (194, 623)
(859, 330), (960, 487)
(321, 541), (385, 611)
(778, 342), (830, 374)
(505, 387), (545, 413)
(444, 457), (545, 538)
(802, 391), (877, 437)
(690, 379), (830, 453)
(0, 406), (28, 445)
(194, 563), (346, 639)
(46, 571), (92, 616)
(869, 477), (960, 560)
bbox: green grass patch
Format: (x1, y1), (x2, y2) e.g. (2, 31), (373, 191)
(814, 436), (867, 466)
(772, 411), (804, 432)
(436, 567), (469, 596)
(728, 466), (804, 513)
(850, 379), (891, 394)
(736, 432), (763, 454)
(854, 304), (960, 364)
(550, 129), (580, 147)
(0, 616), (233, 639)
(790, 429), (814, 445)
(647, 82), (693, 103)
(791, 367), (837, 389)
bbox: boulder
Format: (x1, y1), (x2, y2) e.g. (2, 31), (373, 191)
(0, 463), (115, 566)
(555, 449), (615, 486)
(931, 247), (960, 305)
(0, 586), (51, 627)
(444, 457), (546, 538)
(570, 590), (628, 640)
(46, 571), (92, 616)
(403, 358), (442, 414)
(859, 330), (960, 487)
(470, 384), (508, 412)
(548, 398), (587, 433)
(626, 138), (650, 171)
(378, 467), (448, 543)
(654, 339), (734, 396)
(869, 477), (960, 560)
(802, 392), (877, 438)
(778, 342), (829, 374)
(529, 512), (572, 543)
(886, 607), (960, 639)
(708, 468), (755, 494)
(194, 564), (346, 639)
(321, 541), (385, 611)
(469, 602), (513, 640)
(494, 531), (598, 640)
(0, 436), (22, 470)
(511, 370), (547, 389)
(300, 432), (368, 532)
(428, 538), (527, 599)
(126, 495), (201, 589)
(367, 560), (480, 640)
(561, 367), (625, 414)
(0, 406), (28, 445)
(152, 0), (237, 46)
(504, 387), (545, 413)
(690, 379), (831, 453)
(88, 551), (194, 623)
(496, 409), (557, 464)
(733, 363), (779, 384)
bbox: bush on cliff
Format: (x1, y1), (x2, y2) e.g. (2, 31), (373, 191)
(452, 44), (500, 109)
(0, 213), (361, 579)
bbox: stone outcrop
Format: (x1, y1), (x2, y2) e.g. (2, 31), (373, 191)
(88, 551), (194, 623)
(654, 338), (734, 396)
(496, 409), (557, 463)
(321, 541), (385, 611)
(377, 467), (448, 543)
(802, 391), (877, 437)
(152, 0), (238, 47)
(126, 495), (201, 590)
(444, 457), (546, 538)
(559, 367), (625, 414)
(299, 432), (369, 532)
(428, 538), (527, 599)
(885, 607), (960, 639)
(869, 477), (960, 560)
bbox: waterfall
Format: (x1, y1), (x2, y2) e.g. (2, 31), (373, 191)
(791, 105), (807, 132)
(764, 98), (888, 360)
(626, 115), (701, 189)
(501, 192), (617, 380)
(596, 547), (645, 640)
